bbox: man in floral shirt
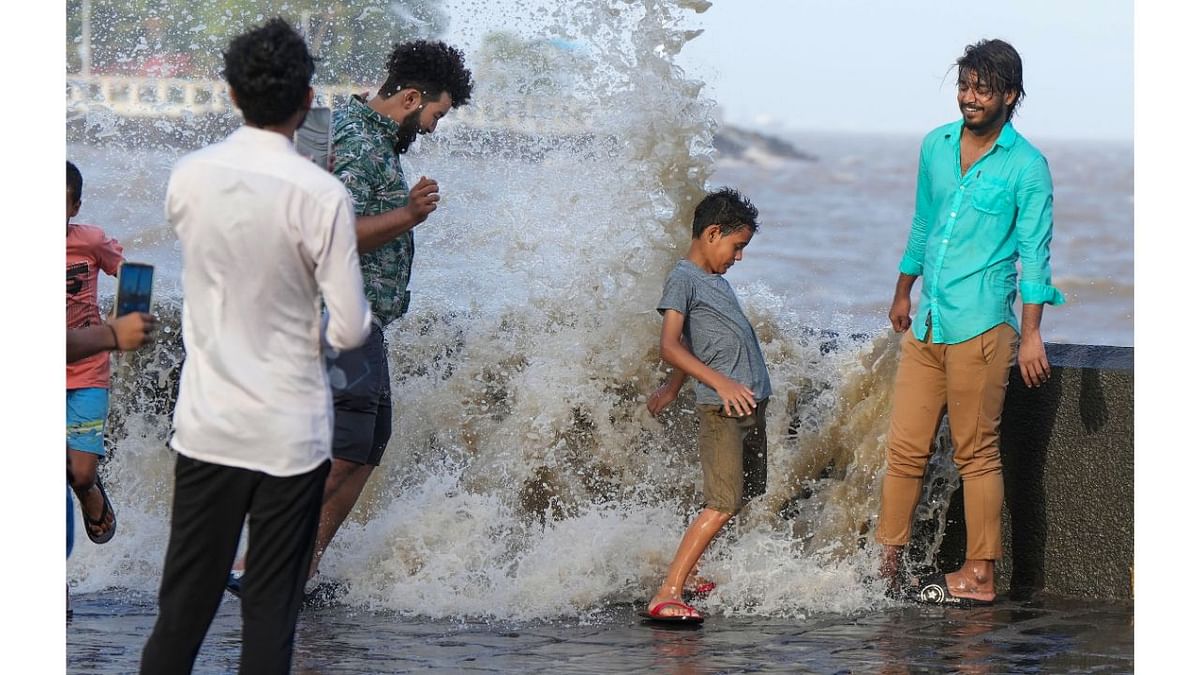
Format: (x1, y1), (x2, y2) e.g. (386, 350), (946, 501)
(307, 40), (472, 589)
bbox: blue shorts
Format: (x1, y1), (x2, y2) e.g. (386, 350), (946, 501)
(67, 388), (109, 456)
(328, 322), (392, 466)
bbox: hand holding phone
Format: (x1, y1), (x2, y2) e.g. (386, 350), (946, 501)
(107, 312), (157, 350)
(114, 261), (154, 317)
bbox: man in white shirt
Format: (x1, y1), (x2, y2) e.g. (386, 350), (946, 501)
(140, 18), (370, 674)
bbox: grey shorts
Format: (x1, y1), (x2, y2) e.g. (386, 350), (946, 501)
(327, 321), (392, 466)
(696, 398), (769, 515)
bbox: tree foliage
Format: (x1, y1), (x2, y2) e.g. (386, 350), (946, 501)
(66, 0), (449, 85)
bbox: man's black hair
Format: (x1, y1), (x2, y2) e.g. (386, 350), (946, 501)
(222, 18), (315, 126)
(692, 187), (759, 238)
(956, 39), (1025, 120)
(379, 40), (474, 107)
(67, 161), (83, 203)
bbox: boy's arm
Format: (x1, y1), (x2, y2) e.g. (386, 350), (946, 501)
(647, 364), (688, 416)
(67, 312), (157, 363)
(98, 231), (124, 276)
(658, 309), (757, 417)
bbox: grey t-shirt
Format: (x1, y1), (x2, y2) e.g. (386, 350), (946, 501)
(656, 259), (772, 406)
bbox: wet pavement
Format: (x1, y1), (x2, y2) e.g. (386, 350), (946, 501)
(66, 592), (1132, 673)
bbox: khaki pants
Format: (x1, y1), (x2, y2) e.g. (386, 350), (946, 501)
(876, 323), (1017, 561)
(696, 399), (769, 515)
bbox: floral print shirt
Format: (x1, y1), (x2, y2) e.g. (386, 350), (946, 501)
(332, 95), (412, 326)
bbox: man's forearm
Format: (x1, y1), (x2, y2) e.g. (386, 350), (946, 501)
(1020, 303), (1045, 338)
(356, 208), (417, 254)
(894, 273), (918, 299)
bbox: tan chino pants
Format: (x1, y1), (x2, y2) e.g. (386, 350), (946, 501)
(876, 322), (1018, 561)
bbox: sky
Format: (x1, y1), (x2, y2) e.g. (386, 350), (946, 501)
(673, 0), (1133, 141)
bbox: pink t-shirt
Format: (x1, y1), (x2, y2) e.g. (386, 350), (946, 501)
(67, 223), (124, 389)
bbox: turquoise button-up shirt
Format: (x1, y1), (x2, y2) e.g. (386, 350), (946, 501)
(899, 119), (1065, 344)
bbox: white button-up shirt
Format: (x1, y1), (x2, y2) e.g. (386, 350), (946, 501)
(167, 126), (371, 476)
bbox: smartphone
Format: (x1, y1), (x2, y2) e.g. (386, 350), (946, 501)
(114, 262), (154, 317)
(295, 106), (332, 170)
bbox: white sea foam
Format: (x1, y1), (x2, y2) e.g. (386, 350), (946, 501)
(69, 0), (1011, 619)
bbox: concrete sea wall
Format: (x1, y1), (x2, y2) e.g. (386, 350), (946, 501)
(935, 343), (1134, 601)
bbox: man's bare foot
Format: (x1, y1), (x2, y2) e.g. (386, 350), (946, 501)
(942, 562), (996, 602)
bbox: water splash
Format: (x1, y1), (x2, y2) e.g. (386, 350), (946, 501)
(68, 0), (964, 620)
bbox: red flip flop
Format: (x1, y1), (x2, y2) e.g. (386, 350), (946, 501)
(684, 581), (716, 601)
(638, 600), (704, 623)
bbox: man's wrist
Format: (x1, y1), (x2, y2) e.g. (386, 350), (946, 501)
(106, 322), (120, 351)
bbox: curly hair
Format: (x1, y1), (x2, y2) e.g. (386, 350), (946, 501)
(222, 18), (315, 126)
(956, 39), (1025, 120)
(692, 187), (759, 238)
(379, 40), (474, 107)
(67, 161), (83, 203)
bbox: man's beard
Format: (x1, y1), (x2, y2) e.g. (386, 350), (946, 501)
(961, 103), (1005, 132)
(394, 108), (421, 154)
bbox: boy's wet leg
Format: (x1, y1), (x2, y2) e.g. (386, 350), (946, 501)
(648, 507), (733, 618)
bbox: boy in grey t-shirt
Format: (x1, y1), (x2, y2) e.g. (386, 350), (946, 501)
(642, 188), (771, 623)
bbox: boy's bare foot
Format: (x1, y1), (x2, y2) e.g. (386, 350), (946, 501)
(645, 592), (702, 619)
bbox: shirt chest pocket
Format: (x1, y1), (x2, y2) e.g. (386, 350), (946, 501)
(971, 178), (1015, 218)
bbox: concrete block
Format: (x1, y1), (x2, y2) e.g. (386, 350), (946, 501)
(935, 343), (1133, 600)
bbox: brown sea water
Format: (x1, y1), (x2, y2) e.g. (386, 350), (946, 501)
(63, 0), (1133, 671)
(715, 132), (1133, 348)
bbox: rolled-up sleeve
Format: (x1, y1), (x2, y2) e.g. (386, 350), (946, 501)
(312, 190), (371, 350)
(899, 144), (931, 276)
(1015, 157), (1066, 306)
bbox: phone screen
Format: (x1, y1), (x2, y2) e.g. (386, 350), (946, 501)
(295, 107), (332, 170)
(115, 262), (154, 316)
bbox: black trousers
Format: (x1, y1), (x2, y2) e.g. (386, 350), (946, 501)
(140, 453), (329, 675)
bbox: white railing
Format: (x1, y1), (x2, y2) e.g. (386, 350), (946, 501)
(65, 75), (596, 135)
(66, 75), (370, 119)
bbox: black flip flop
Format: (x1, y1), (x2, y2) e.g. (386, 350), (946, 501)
(910, 574), (995, 607)
(82, 477), (117, 545)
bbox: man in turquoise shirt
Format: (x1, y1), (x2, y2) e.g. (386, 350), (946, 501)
(876, 39), (1065, 606)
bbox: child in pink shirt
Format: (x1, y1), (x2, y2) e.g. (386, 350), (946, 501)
(66, 160), (123, 545)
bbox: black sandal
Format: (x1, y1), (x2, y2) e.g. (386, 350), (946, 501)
(82, 477), (117, 545)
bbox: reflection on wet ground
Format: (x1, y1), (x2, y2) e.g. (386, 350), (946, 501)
(67, 593), (1132, 673)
